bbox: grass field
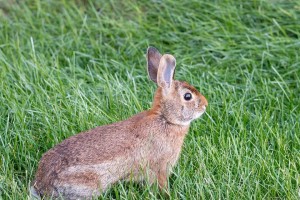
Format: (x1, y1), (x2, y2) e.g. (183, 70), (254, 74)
(0, 0), (299, 199)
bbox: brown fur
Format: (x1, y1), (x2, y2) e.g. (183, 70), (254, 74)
(31, 47), (208, 200)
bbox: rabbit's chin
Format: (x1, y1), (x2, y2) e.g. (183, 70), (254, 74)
(175, 110), (206, 126)
(194, 110), (206, 119)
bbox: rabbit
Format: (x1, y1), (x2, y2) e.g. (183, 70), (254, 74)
(30, 46), (208, 200)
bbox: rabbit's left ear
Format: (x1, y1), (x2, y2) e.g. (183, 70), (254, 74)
(147, 47), (162, 83)
(157, 54), (176, 91)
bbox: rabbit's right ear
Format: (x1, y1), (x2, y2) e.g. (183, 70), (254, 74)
(157, 54), (176, 94)
(147, 47), (162, 83)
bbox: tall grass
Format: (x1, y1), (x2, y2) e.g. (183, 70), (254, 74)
(0, 0), (299, 199)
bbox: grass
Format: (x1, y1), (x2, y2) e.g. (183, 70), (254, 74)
(0, 0), (299, 199)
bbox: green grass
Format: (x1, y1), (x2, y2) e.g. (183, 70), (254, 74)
(0, 0), (299, 199)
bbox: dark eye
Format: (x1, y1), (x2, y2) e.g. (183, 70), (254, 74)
(184, 93), (192, 101)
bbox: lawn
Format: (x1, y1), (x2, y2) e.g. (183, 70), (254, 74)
(0, 0), (299, 199)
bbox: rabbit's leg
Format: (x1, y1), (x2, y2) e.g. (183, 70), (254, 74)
(149, 162), (169, 190)
(54, 171), (101, 199)
(157, 168), (168, 189)
(55, 183), (100, 200)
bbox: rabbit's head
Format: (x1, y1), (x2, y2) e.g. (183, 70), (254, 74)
(147, 47), (208, 126)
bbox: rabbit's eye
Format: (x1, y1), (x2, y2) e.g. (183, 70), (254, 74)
(184, 93), (192, 101)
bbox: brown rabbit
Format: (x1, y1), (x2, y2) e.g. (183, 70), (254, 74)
(30, 47), (208, 199)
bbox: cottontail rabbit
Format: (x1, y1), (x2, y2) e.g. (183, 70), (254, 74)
(30, 47), (208, 199)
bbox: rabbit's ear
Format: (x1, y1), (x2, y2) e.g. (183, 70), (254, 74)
(147, 47), (162, 83)
(157, 54), (176, 91)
